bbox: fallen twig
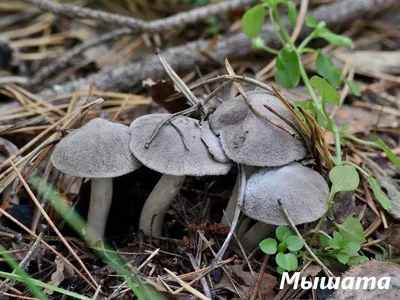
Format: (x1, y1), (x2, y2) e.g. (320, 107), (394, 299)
(36, 0), (399, 100)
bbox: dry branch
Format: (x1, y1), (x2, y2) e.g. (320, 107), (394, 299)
(37, 0), (399, 99)
(28, 0), (257, 85)
(26, 0), (255, 32)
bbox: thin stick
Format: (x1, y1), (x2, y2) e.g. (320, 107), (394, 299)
(249, 254), (269, 300)
(0, 226), (45, 292)
(277, 199), (334, 278)
(9, 161), (99, 288)
(164, 268), (209, 300)
(211, 164), (245, 267)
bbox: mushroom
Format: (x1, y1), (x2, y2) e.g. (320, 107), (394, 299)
(0, 137), (20, 205)
(328, 260), (400, 300)
(209, 90), (307, 167)
(208, 90), (308, 229)
(129, 113), (232, 237)
(240, 162), (329, 250)
(51, 118), (141, 242)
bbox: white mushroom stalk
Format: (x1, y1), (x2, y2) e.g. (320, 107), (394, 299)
(139, 175), (186, 236)
(86, 178), (113, 242)
(51, 118), (142, 243)
(129, 114), (232, 237)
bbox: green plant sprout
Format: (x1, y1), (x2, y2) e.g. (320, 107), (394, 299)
(260, 221), (369, 274)
(259, 226), (305, 274)
(242, 0), (399, 215)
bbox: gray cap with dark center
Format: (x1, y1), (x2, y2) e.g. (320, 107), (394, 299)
(52, 118), (142, 178)
(129, 113), (232, 176)
(242, 162), (329, 225)
(209, 90), (307, 167)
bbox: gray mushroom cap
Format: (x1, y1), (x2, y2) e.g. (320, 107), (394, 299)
(242, 162), (329, 225)
(129, 113), (232, 176)
(200, 120), (230, 163)
(209, 90), (307, 167)
(51, 118), (142, 178)
(0, 137), (18, 162)
(328, 260), (400, 300)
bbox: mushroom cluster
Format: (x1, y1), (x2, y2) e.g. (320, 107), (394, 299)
(50, 89), (329, 248)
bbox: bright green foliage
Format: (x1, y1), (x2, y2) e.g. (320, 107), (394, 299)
(376, 138), (400, 166)
(343, 77), (361, 96)
(276, 225), (295, 242)
(310, 75), (339, 105)
(329, 165), (360, 193)
(286, 236), (305, 251)
(335, 218), (365, 246)
(260, 226), (304, 273)
(319, 28), (353, 48)
(275, 48), (300, 88)
(367, 175), (392, 210)
(259, 238), (278, 254)
(242, 4), (265, 37)
(287, 1), (297, 26)
(316, 51), (341, 87)
(276, 253), (298, 271)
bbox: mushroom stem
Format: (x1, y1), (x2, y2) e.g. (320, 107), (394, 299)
(86, 178), (113, 241)
(139, 174), (186, 237)
(222, 166), (258, 226)
(240, 222), (276, 251)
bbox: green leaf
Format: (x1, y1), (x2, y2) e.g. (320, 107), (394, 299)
(287, 1), (297, 26)
(376, 138), (400, 166)
(316, 50), (341, 87)
(319, 28), (353, 48)
(336, 252), (349, 264)
(277, 242), (288, 253)
(305, 16), (318, 28)
(259, 238), (278, 254)
(347, 242), (361, 252)
(276, 252), (298, 271)
(276, 226), (295, 242)
(310, 76), (339, 105)
(367, 175), (392, 210)
(286, 236), (304, 251)
(275, 48), (300, 88)
(347, 256), (369, 265)
(343, 78), (361, 96)
(277, 266), (286, 274)
(336, 218), (365, 246)
(319, 235), (331, 248)
(328, 231), (343, 249)
(329, 166), (360, 193)
(242, 5), (265, 38)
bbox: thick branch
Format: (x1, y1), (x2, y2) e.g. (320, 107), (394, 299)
(26, 0), (256, 33)
(37, 0), (399, 99)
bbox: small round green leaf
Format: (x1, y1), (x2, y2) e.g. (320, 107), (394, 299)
(259, 238), (278, 254)
(277, 242), (288, 253)
(276, 253), (298, 271)
(286, 236), (304, 251)
(347, 255), (369, 265)
(305, 16), (318, 28)
(242, 5), (265, 38)
(336, 252), (349, 264)
(276, 226), (295, 242)
(347, 242), (361, 252)
(329, 166), (360, 193)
